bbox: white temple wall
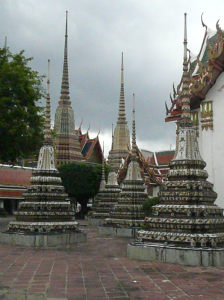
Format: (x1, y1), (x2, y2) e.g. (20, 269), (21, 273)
(198, 72), (224, 208)
(152, 186), (160, 198)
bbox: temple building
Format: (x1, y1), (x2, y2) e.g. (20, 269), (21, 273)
(75, 127), (103, 164)
(165, 15), (224, 208)
(128, 14), (224, 267)
(100, 94), (148, 236)
(108, 53), (130, 171)
(141, 149), (175, 179)
(4, 60), (86, 246)
(118, 148), (165, 197)
(54, 11), (83, 166)
(0, 165), (32, 214)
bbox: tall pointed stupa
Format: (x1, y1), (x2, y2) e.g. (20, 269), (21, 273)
(108, 53), (130, 171)
(54, 11), (82, 166)
(6, 60), (85, 246)
(128, 14), (224, 267)
(105, 94), (148, 231)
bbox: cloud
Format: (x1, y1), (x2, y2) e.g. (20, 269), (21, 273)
(1, 0), (224, 154)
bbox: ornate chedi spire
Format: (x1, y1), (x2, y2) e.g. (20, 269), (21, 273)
(137, 13), (224, 249)
(108, 53), (130, 171)
(54, 11), (82, 166)
(8, 60), (81, 237)
(105, 93), (148, 229)
(99, 142), (106, 191)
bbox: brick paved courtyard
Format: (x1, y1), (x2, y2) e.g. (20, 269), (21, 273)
(0, 220), (224, 299)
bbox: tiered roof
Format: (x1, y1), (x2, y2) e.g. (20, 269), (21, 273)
(166, 17), (224, 122)
(74, 128), (103, 163)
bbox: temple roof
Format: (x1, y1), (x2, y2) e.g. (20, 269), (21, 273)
(117, 147), (164, 187)
(141, 150), (175, 166)
(0, 166), (32, 199)
(0, 166), (32, 186)
(166, 20), (224, 122)
(76, 129), (103, 162)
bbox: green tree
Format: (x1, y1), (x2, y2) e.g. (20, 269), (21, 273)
(0, 47), (44, 163)
(59, 162), (110, 217)
(142, 197), (160, 216)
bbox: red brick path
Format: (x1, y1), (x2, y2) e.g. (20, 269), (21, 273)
(0, 221), (224, 299)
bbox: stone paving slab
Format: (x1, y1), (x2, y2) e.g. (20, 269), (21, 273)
(0, 220), (224, 299)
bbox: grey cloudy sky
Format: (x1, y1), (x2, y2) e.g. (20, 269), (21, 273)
(1, 0), (224, 156)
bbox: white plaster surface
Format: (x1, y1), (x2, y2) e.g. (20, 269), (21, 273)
(198, 72), (224, 208)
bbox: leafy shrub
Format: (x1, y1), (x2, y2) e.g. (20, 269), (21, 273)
(142, 197), (160, 216)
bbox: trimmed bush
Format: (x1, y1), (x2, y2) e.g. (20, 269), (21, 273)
(142, 197), (160, 216)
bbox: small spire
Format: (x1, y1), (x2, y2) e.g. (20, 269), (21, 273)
(87, 124), (90, 135)
(99, 141), (106, 191)
(4, 36), (7, 49)
(132, 93), (137, 156)
(117, 52), (127, 124)
(184, 13), (187, 61)
(44, 59), (52, 145)
(65, 10), (68, 37)
(111, 123), (114, 150)
(59, 10), (70, 105)
(180, 13), (191, 123)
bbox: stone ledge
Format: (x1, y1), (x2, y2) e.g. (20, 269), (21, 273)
(127, 242), (224, 267)
(98, 225), (139, 237)
(0, 230), (86, 248)
(88, 218), (105, 226)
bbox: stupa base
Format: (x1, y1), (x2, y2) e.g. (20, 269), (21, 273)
(88, 217), (106, 226)
(127, 241), (224, 267)
(98, 225), (139, 237)
(0, 230), (86, 248)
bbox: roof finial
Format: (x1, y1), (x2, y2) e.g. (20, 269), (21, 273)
(201, 13), (207, 31)
(87, 124), (90, 135)
(117, 52), (127, 124)
(44, 59), (52, 145)
(132, 93), (137, 155)
(79, 118), (83, 130)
